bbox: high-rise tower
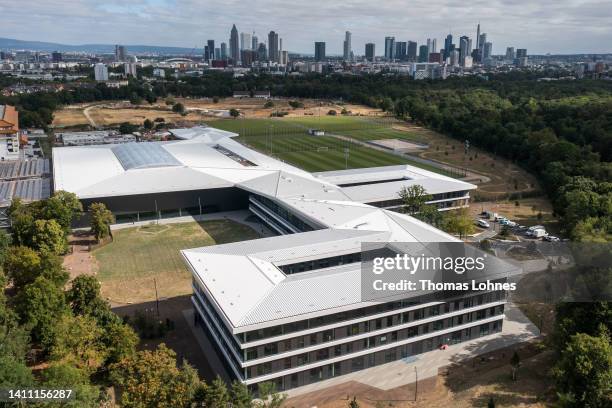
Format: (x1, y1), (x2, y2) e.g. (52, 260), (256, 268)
(229, 24), (239, 63)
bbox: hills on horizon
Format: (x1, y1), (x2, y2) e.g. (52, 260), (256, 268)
(0, 37), (196, 55)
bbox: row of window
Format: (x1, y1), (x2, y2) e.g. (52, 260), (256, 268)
(243, 291), (506, 359)
(250, 194), (318, 232)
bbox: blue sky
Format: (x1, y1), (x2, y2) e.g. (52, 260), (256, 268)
(0, 0), (610, 54)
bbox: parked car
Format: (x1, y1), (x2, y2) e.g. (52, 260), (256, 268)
(495, 215), (507, 222)
(476, 219), (490, 228)
(527, 229), (548, 238)
(543, 235), (560, 242)
(528, 225), (545, 231)
(500, 219), (517, 227)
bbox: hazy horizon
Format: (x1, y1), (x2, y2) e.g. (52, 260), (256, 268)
(1, 0), (611, 55)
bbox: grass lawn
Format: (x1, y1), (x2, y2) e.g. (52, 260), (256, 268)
(93, 219), (259, 304)
(209, 117), (444, 173)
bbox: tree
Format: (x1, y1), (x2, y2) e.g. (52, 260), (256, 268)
(31, 219), (68, 255)
(204, 376), (230, 407)
(172, 102), (185, 114)
(348, 396), (359, 408)
(229, 108), (240, 118)
(553, 333), (612, 407)
(67, 275), (102, 316)
(111, 344), (201, 408)
(443, 209), (475, 239)
(42, 191), (83, 233)
(256, 381), (286, 408)
(143, 118), (154, 130)
(50, 314), (107, 373)
(4, 246), (42, 290)
(15, 276), (69, 349)
(264, 101), (274, 108)
(102, 321), (138, 365)
(230, 380), (252, 407)
(510, 351), (520, 381)
(42, 363), (101, 407)
(89, 202), (114, 241)
(119, 122), (138, 134)
(398, 185), (431, 215)
(0, 228), (12, 265)
(327, 109), (337, 115)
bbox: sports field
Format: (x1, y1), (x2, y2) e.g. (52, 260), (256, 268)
(93, 220), (259, 304)
(209, 117), (439, 173)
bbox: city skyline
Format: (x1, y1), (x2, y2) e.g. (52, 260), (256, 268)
(2, 0), (611, 55)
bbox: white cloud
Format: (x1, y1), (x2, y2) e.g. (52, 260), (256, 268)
(0, 0), (610, 53)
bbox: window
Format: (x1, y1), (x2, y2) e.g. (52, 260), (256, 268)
(430, 305), (440, 316)
(297, 353), (309, 366)
(284, 358), (292, 369)
(386, 316), (393, 327)
(407, 327), (418, 338)
(246, 348), (258, 360)
(433, 321), (444, 331)
(379, 335), (387, 345)
(413, 309), (424, 320)
(334, 345), (342, 357)
(297, 337), (305, 348)
(347, 323), (360, 336)
(479, 323), (490, 336)
(375, 319), (382, 330)
(310, 368), (322, 382)
(264, 343), (277, 356)
(256, 362), (272, 376)
(316, 348), (329, 361)
(309, 333), (318, 346)
(323, 329), (334, 342)
(283, 340), (292, 352)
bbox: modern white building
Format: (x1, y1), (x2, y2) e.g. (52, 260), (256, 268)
(49, 126), (510, 393)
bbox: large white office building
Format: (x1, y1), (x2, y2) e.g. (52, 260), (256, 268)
(51, 127), (505, 392)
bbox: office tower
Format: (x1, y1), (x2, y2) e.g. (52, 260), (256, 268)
(431, 38), (437, 54)
(463, 56), (473, 68)
(444, 34), (453, 59)
(428, 52), (441, 63)
(450, 49), (460, 66)
(459, 36), (470, 63)
(214, 48), (221, 60)
(257, 43), (267, 61)
(418, 45), (428, 62)
(516, 48), (527, 58)
(315, 42), (326, 61)
(384, 37), (395, 60)
(365, 43), (375, 62)
(478, 33), (487, 61)
(205, 40), (215, 61)
(426, 38), (432, 55)
(343, 31), (352, 61)
(505, 47), (515, 60)
(220, 42), (228, 60)
(240, 33), (251, 51)
(204, 45), (210, 61)
(395, 42), (407, 61)
(52, 52), (62, 63)
(115, 45), (126, 62)
(252, 34), (258, 51)
(268, 31), (279, 62)
(407, 41), (417, 61)
(124, 63), (137, 77)
(94, 63), (108, 81)
(476, 23), (481, 51)
(279, 38), (283, 56)
(230, 24), (239, 62)
(240, 49), (254, 66)
(484, 42), (492, 60)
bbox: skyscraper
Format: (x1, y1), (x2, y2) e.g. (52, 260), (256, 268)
(395, 42), (407, 61)
(206, 40), (215, 61)
(115, 45), (126, 62)
(484, 42), (493, 60)
(343, 31), (352, 61)
(478, 32), (487, 62)
(252, 34), (258, 51)
(444, 34), (453, 60)
(426, 38), (432, 55)
(459, 36), (471, 64)
(365, 43), (375, 62)
(257, 43), (267, 61)
(268, 31), (279, 62)
(229, 25), (239, 63)
(407, 41), (417, 61)
(315, 42), (326, 61)
(384, 37), (395, 61)
(476, 23), (481, 51)
(431, 39), (437, 54)
(505, 47), (515, 60)
(418, 45), (428, 62)
(94, 63), (108, 81)
(220, 42), (228, 60)
(240, 33), (251, 51)
(516, 48), (527, 58)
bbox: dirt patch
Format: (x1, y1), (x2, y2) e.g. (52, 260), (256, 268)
(62, 231), (99, 279)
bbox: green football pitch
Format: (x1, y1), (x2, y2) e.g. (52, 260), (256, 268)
(209, 116), (450, 174)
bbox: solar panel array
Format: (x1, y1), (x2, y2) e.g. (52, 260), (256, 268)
(0, 178), (51, 203)
(0, 158), (49, 180)
(111, 143), (182, 170)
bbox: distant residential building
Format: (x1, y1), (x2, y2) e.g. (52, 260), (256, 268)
(343, 31), (352, 61)
(0, 105), (19, 160)
(407, 41), (417, 61)
(254, 91), (271, 99)
(280, 50), (289, 65)
(314, 42), (326, 61)
(94, 63), (109, 81)
(233, 91), (250, 98)
(516, 48), (527, 58)
(268, 31), (279, 62)
(115, 45), (127, 62)
(384, 36), (395, 60)
(51, 52), (62, 63)
(418, 45), (428, 62)
(230, 25), (240, 63)
(365, 43), (375, 62)
(124, 63), (137, 77)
